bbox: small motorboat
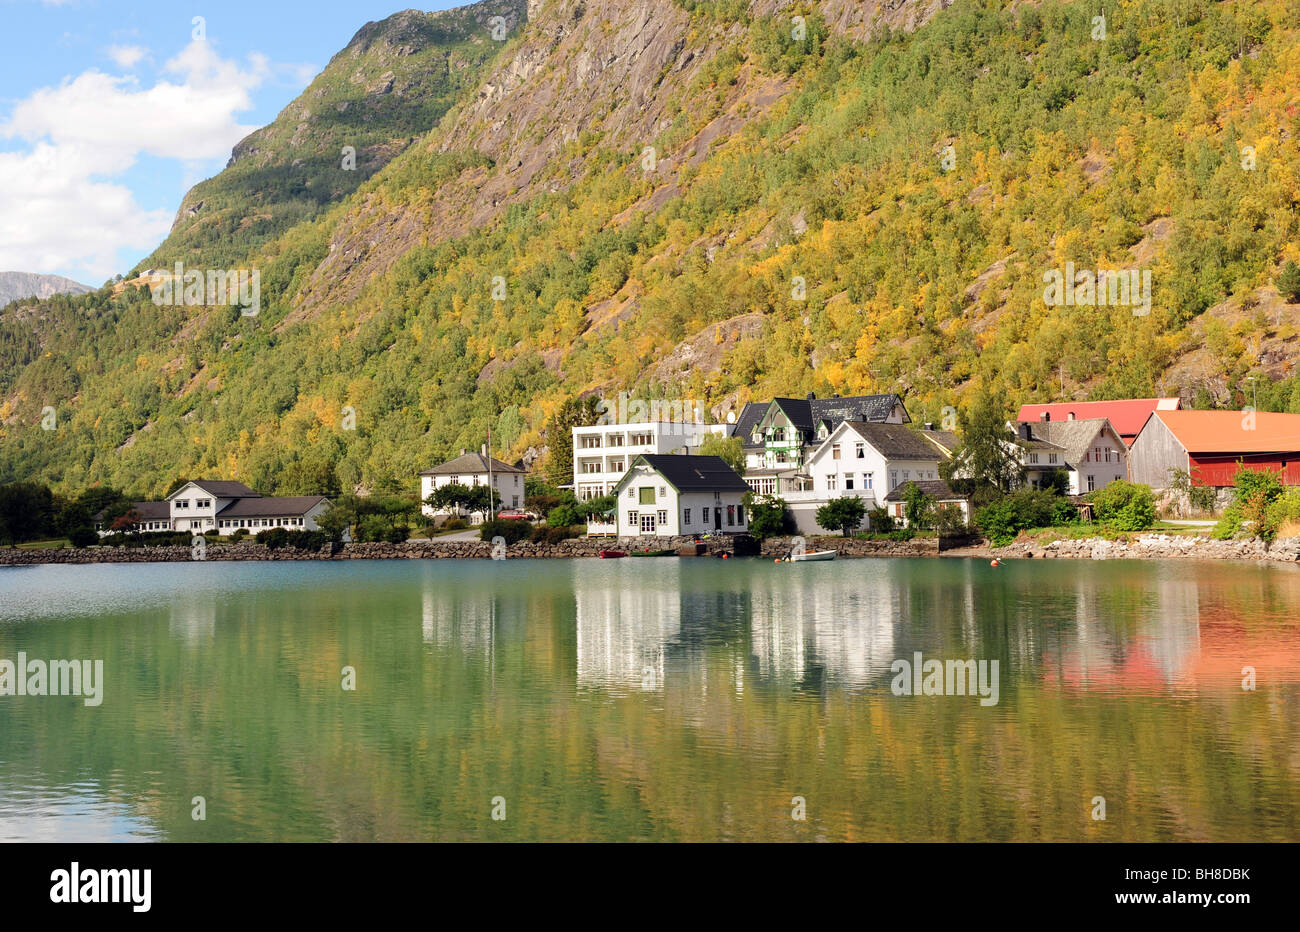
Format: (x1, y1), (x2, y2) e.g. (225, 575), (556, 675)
(599, 549), (627, 559)
(630, 548), (676, 557)
(786, 549), (837, 562)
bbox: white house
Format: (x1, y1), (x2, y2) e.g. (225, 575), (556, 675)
(419, 450), (526, 522)
(775, 421), (948, 533)
(1016, 417), (1129, 495)
(610, 454), (751, 537)
(96, 480), (331, 536)
(572, 420), (729, 501)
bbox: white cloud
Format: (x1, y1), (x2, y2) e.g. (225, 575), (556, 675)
(107, 44), (147, 69)
(0, 40), (274, 279)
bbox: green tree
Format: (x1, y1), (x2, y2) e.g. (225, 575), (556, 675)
(816, 496), (867, 536)
(542, 395), (603, 486)
(941, 393), (1024, 500)
(742, 492), (791, 538)
(1277, 260), (1300, 303)
(1089, 480), (1156, 531)
(698, 434), (745, 474)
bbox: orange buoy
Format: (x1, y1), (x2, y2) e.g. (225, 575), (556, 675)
(722, 553), (729, 559)
(990, 559), (1000, 567)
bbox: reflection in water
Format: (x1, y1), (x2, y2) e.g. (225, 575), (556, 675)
(574, 562), (681, 692)
(1, 557), (1299, 842)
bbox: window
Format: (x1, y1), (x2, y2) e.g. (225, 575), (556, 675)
(845, 475), (855, 490)
(775, 452), (787, 464)
(866, 473), (873, 490)
(640, 513), (656, 534)
(726, 505), (735, 526)
(512, 497), (519, 507)
(175, 500), (189, 509)
(832, 444), (841, 460)
(658, 486), (667, 498)
(658, 510), (667, 526)
(628, 510), (638, 527)
(737, 506), (746, 525)
(827, 474), (838, 491)
(773, 428), (786, 442)
(607, 434), (624, 447)
(1029, 453), (1039, 464)
(683, 508), (691, 525)
(627, 489), (635, 499)
(449, 476), (458, 485)
(1048, 453), (1058, 464)
(630, 432), (653, 446)
(639, 487), (656, 505)
(855, 442), (865, 458)
(581, 461), (602, 474)
(580, 435), (602, 449)
(608, 459), (625, 473)
(890, 471), (898, 489)
(1087, 475), (1096, 492)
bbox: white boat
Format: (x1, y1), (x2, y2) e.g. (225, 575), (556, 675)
(787, 549), (836, 562)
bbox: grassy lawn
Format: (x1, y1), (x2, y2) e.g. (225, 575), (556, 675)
(13, 538), (70, 550)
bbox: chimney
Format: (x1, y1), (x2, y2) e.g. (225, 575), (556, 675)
(1020, 423), (1033, 440)
(832, 393), (841, 398)
(481, 444), (487, 457)
(806, 392), (816, 401)
(1040, 412), (1050, 422)
(924, 422), (934, 431)
(460, 449), (466, 456)
(1067, 411), (1076, 421)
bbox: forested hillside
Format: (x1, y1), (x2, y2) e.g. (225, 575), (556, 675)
(2, 0), (1298, 499)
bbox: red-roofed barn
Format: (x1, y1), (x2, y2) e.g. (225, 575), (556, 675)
(1129, 410), (1300, 488)
(1017, 398), (1181, 446)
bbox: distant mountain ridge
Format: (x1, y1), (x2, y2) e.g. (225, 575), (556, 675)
(0, 271), (93, 307)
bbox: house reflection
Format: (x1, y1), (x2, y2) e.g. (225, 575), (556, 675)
(573, 561), (683, 692)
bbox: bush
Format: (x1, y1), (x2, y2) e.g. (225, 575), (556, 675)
(975, 489), (1078, 545)
(68, 526), (99, 548)
(1211, 502), (1245, 539)
(816, 496), (867, 536)
(743, 493), (794, 537)
(1088, 480), (1155, 531)
(934, 505), (969, 535)
(256, 527), (291, 549)
(867, 506), (895, 533)
(546, 503), (582, 527)
(1264, 489), (1300, 540)
(230, 528), (249, 541)
(480, 518), (532, 544)
(441, 516), (469, 531)
(530, 525), (581, 544)
(1214, 466), (1285, 540)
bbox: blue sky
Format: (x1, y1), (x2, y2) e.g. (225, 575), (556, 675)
(0, 0), (462, 284)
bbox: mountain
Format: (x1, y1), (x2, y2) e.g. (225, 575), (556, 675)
(2, 0), (1299, 499)
(0, 272), (92, 307)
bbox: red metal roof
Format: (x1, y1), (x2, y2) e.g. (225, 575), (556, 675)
(1017, 398), (1180, 439)
(1154, 410), (1300, 454)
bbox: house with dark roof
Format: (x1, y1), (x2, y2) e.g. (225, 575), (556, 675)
(1016, 417), (1129, 494)
(771, 420), (948, 533)
(609, 454), (751, 536)
(95, 480), (331, 536)
(419, 449), (527, 523)
(736, 392), (909, 497)
(883, 479), (972, 525)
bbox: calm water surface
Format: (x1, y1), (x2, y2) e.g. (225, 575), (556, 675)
(1, 557), (1298, 841)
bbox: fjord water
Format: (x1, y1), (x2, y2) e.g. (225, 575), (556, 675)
(1, 557), (1297, 842)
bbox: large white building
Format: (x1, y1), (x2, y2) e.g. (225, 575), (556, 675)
(775, 421), (950, 533)
(419, 450), (526, 522)
(95, 480), (331, 536)
(1015, 416), (1129, 495)
(610, 454), (751, 537)
(572, 420), (729, 501)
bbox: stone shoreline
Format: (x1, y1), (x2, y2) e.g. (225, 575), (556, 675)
(0, 534), (968, 565)
(986, 534), (1300, 564)
(2, 533), (1296, 566)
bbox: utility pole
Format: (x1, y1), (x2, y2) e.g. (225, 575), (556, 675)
(487, 426), (494, 519)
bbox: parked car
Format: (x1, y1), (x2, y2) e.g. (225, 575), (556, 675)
(496, 510), (534, 521)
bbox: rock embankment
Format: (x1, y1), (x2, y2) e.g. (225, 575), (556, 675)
(997, 534), (1300, 564)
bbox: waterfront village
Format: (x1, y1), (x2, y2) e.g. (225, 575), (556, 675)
(85, 392), (1300, 548)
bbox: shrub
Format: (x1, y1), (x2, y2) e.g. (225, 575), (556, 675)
(867, 506), (895, 533)
(531, 525), (581, 544)
(68, 526), (99, 548)
(480, 518), (532, 544)
(1211, 502), (1245, 539)
(1264, 489), (1300, 540)
(256, 527), (291, 549)
(1088, 480), (1156, 531)
(1215, 466), (1285, 540)
(743, 493), (794, 537)
(230, 528), (249, 541)
(934, 505), (969, 535)
(546, 503), (582, 528)
(441, 516), (469, 531)
(975, 489), (1077, 545)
